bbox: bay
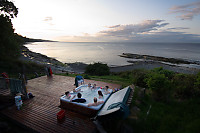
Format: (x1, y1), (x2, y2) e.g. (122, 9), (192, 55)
(25, 42), (200, 67)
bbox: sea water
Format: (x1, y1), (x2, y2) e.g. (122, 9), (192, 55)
(25, 42), (200, 67)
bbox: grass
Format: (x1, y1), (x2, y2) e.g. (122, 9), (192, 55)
(56, 73), (133, 87)
(125, 93), (200, 133)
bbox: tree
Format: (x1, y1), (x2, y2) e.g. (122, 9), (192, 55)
(0, 0), (20, 60)
(0, 0), (18, 19)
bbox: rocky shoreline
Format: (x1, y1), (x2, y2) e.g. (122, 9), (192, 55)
(20, 46), (73, 73)
(116, 53), (200, 74)
(20, 45), (200, 74)
(119, 53), (200, 65)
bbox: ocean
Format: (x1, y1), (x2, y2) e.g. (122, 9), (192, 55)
(25, 42), (200, 67)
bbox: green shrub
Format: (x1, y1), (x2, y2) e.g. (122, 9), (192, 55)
(152, 67), (175, 80)
(132, 69), (149, 88)
(145, 72), (172, 102)
(83, 74), (90, 79)
(194, 72), (200, 96)
(172, 73), (195, 99)
(85, 62), (110, 76)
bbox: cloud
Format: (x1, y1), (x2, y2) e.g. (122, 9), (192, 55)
(43, 16), (54, 25)
(170, 1), (200, 20)
(106, 25), (121, 28)
(128, 31), (200, 43)
(43, 17), (53, 21)
(167, 27), (190, 30)
(99, 20), (169, 37)
(56, 20), (200, 43)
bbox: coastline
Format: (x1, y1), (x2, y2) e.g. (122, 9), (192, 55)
(110, 61), (199, 74)
(20, 45), (200, 74)
(20, 46), (73, 73)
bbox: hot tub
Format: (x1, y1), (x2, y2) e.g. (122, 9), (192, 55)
(60, 85), (112, 117)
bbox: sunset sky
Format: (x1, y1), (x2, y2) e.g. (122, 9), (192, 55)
(13, 0), (200, 42)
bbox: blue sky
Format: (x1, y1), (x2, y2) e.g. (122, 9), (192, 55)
(13, 0), (200, 42)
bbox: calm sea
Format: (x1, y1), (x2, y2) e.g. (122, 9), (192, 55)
(25, 42), (200, 67)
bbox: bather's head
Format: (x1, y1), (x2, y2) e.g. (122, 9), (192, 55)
(77, 93), (82, 98)
(98, 90), (103, 97)
(105, 86), (109, 90)
(94, 97), (97, 103)
(65, 91), (70, 96)
(88, 83), (91, 87)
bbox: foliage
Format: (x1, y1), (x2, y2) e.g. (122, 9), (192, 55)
(0, 1), (22, 60)
(194, 72), (200, 96)
(0, 0), (18, 19)
(118, 71), (132, 79)
(0, 59), (45, 79)
(0, 15), (21, 59)
(146, 72), (172, 102)
(172, 73), (196, 99)
(85, 62), (110, 76)
(83, 74), (90, 79)
(132, 69), (149, 88)
(138, 98), (200, 133)
(124, 92), (200, 133)
(151, 67), (175, 80)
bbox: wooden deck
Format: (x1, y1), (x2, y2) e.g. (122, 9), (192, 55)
(0, 75), (120, 133)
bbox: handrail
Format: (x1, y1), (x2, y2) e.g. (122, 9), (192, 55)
(0, 77), (27, 97)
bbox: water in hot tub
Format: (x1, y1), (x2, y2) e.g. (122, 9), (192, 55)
(70, 85), (111, 104)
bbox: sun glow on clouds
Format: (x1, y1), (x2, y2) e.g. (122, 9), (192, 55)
(12, 0), (200, 42)
(56, 19), (200, 42)
(13, 0), (119, 39)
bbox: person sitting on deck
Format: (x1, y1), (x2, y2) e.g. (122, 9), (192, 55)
(46, 67), (53, 77)
(70, 93), (86, 103)
(65, 91), (71, 99)
(104, 86), (111, 95)
(88, 97), (104, 107)
(98, 90), (104, 99)
(74, 75), (84, 87)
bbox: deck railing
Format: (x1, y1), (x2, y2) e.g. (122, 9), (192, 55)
(0, 77), (27, 97)
(0, 77), (8, 90)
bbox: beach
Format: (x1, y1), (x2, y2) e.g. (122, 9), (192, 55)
(20, 45), (200, 74)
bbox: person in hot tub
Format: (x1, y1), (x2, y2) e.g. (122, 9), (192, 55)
(91, 84), (97, 90)
(72, 88), (82, 93)
(88, 97), (104, 107)
(98, 90), (104, 99)
(88, 83), (92, 88)
(104, 86), (111, 95)
(65, 91), (71, 99)
(70, 93), (86, 103)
